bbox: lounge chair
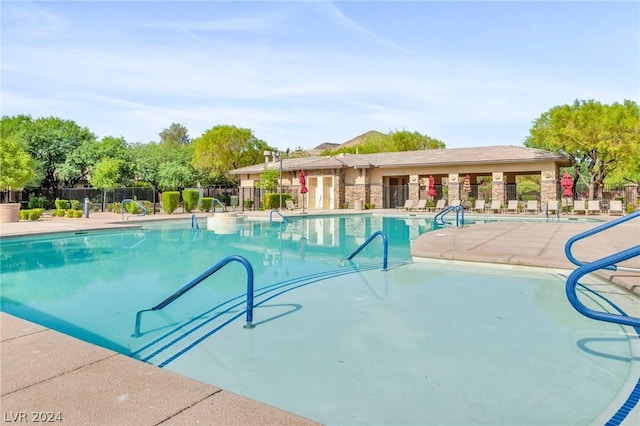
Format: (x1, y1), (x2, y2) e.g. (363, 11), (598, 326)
(506, 200), (519, 214)
(524, 200), (538, 215)
(572, 200), (586, 215)
(432, 199), (447, 212)
(472, 199), (485, 213)
(285, 200), (297, 211)
(399, 199), (415, 211)
(488, 200), (502, 213)
(607, 200), (624, 216)
(415, 199), (427, 211)
(586, 200), (602, 215)
(450, 199), (461, 207)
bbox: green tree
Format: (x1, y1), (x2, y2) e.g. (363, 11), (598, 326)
(192, 125), (271, 184)
(0, 135), (36, 195)
(257, 167), (279, 192)
(525, 99), (640, 199)
(90, 158), (124, 211)
(16, 116), (96, 196)
(159, 123), (190, 145)
(158, 163), (193, 191)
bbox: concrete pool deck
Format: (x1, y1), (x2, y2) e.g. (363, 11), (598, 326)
(1, 209), (639, 425)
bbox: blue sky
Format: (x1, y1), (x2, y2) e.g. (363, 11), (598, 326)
(2, 1), (638, 150)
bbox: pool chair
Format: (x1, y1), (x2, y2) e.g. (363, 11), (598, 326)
(414, 199), (427, 211)
(572, 200), (587, 215)
(399, 199), (415, 211)
(506, 200), (519, 214)
(524, 200), (539, 215)
(607, 200), (624, 216)
(472, 199), (486, 213)
(285, 200), (297, 211)
(432, 199), (447, 212)
(586, 200), (602, 215)
(488, 200), (502, 213)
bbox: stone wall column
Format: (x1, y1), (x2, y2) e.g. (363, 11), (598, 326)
(409, 174), (420, 201)
(491, 172), (504, 203)
(369, 183), (382, 209)
(448, 174), (460, 204)
(625, 183), (638, 212)
(540, 171), (557, 207)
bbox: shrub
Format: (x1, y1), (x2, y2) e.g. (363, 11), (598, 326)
(182, 189), (200, 213)
(70, 199), (81, 210)
(19, 210), (29, 220)
(201, 197), (213, 212)
(162, 191), (180, 214)
(28, 194), (47, 209)
(263, 193), (292, 209)
(364, 202), (376, 209)
(55, 199), (69, 210)
(125, 200), (140, 215)
(244, 200), (254, 209)
(28, 209), (44, 220)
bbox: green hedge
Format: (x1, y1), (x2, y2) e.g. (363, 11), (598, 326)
(19, 208), (44, 221)
(162, 191), (180, 214)
(183, 189), (200, 213)
(263, 193), (292, 209)
(54, 199), (69, 210)
(201, 197), (213, 212)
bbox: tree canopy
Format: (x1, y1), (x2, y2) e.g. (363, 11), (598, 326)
(192, 125), (272, 185)
(525, 99), (640, 198)
(0, 135), (36, 191)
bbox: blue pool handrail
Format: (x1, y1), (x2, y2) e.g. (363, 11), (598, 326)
(134, 255), (255, 335)
(564, 210), (640, 272)
(212, 198), (226, 212)
(342, 230), (388, 271)
(269, 209), (289, 223)
(545, 201), (560, 222)
(191, 214), (200, 230)
(120, 199), (147, 221)
(566, 245), (640, 328)
(434, 205), (465, 228)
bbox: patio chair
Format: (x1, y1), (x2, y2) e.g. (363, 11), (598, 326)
(432, 199), (447, 212)
(415, 199), (427, 211)
(285, 200), (297, 210)
(524, 200), (539, 215)
(472, 199), (485, 213)
(450, 199), (461, 207)
(506, 200), (519, 214)
(488, 200), (502, 213)
(586, 200), (602, 215)
(399, 199), (415, 211)
(607, 200), (624, 216)
(572, 200), (586, 215)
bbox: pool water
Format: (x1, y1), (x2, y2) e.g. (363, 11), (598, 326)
(1, 215), (638, 425)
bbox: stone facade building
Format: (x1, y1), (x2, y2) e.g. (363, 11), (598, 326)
(229, 145), (572, 211)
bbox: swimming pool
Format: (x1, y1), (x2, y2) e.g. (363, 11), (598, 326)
(1, 215), (638, 425)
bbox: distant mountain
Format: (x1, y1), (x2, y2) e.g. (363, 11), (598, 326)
(308, 130), (384, 155)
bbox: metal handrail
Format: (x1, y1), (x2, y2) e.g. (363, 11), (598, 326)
(545, 201), (560, 222)
(212, 198), (226, 212)
(434, 205), (465, 227)
(342, 230), (388, 271)
(133, 255), (255, 335)
(191, 214), (200, 230)
(269, 209), (289, 223)
(120, 199), (147, 221)
(566, 244), (640, 328)
(564, 210), (640, 272)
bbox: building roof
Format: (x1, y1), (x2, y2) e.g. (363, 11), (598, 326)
(229, 145), (570, 175)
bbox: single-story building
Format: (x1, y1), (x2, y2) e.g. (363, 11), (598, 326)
(228, 145), (571, 210)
